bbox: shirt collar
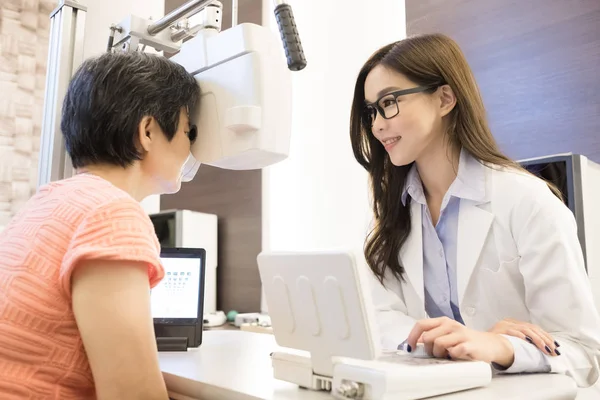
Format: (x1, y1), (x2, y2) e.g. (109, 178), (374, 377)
(401, 147), (487, 206)
(401, 162), (424, 206)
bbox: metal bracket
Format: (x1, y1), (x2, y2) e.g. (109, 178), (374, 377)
(171, 2), (222, 42)
(108, 1), (223, 53)
(147, 0), (216, 35)
(111, 14), (182, 53)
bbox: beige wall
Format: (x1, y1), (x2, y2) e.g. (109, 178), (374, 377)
(0, 0), (55, 231)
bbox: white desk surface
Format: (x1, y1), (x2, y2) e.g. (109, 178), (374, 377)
(159, 330), (578, 400)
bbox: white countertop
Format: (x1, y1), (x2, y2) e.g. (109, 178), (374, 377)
(159, 330), (578, 400)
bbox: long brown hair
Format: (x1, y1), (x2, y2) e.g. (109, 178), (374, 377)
(350, 33), (561, 285)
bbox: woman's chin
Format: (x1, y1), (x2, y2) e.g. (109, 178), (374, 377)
(388, 153), (415, 167)
(156, 177), (182, 195)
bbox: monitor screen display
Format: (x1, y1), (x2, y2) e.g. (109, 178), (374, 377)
(151, 255), (202, 320)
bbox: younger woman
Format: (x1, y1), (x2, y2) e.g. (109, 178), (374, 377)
(350, 33), (600, 387)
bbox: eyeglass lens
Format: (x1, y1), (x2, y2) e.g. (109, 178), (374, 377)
(365, 93), (399, 126)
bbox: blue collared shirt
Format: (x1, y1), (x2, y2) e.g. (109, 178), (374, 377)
(400, 149), (549, 373)
(401, 149), (486, 325)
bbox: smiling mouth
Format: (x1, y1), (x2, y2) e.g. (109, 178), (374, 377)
(382, 136), (401, 146)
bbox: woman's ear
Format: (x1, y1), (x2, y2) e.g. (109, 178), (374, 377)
(137, 116), (156, 153)
(439, 84), (457, 117)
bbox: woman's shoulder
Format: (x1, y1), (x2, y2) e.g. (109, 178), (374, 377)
(42, 173), (142, 209)
(32, 174), (150, 229)
(487, 164), (557, 201)
(488, 164), (547, 193)
(486, 164), (571, 221)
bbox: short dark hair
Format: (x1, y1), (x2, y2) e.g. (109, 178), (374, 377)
(61, 51), (201, 168)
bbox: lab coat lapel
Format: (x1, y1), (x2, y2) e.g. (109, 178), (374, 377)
(400, 200), (425, 314)
(457, 199), (493, 303)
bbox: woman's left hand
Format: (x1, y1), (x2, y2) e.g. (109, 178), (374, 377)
(405, 317), (515, 368)
(488, 318), (560, 356)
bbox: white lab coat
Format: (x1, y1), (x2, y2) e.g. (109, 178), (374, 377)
(371, 163), (600, 388)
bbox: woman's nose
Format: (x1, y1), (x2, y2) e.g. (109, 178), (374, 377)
(371, 111), (387, 133)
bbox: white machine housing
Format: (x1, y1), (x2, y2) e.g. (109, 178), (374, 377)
(172, 23), (292, 177)
(149, 209), (218, 315)
(258, 251), (380, 393)
(257, 251), (492, 400)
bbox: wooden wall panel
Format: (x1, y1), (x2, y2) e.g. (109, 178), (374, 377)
(406, 0), (600, 162)
(162, 0), (263, 313)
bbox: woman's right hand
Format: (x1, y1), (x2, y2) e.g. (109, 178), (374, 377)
(489, 318), (560, 356)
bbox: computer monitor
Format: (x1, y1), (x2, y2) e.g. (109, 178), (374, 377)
(151, 247), (206, 351)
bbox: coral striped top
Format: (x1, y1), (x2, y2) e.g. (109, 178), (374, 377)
(0, 173), (165, 399)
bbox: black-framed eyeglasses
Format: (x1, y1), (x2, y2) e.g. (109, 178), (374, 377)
(363, 85), (437, 126)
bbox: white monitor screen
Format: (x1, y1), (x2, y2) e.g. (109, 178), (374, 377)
(151, 256), (202, 320)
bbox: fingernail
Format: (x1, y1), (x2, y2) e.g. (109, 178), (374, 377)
(554, 340), (560, 348)
(545, 345), (552, 354)
(447, 355), (452, 360)
(407, 344), (412, 353)
(525, 336), (533, 344)
(555, 349), (561, 356)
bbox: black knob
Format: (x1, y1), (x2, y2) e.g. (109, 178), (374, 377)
(274, 4), (307, 71)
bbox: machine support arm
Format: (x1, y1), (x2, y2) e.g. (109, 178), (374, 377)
(38, 0), (87, 188)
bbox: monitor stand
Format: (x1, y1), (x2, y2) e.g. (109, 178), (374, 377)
(156, 336), (188, 352)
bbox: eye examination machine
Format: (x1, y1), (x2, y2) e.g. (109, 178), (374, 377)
(37, 0), (306, 187)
